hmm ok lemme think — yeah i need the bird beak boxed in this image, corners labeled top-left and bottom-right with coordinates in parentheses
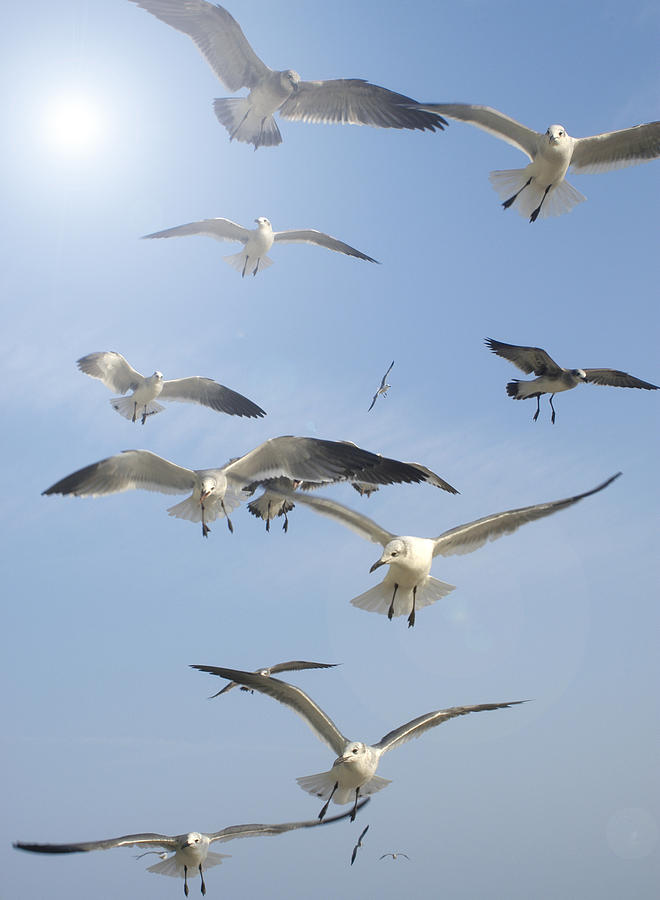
top-left (369, 558), bottom-right (385, 573)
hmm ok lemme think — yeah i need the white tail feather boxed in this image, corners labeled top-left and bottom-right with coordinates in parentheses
top-left (489, 168), bottom-right (585, 219)
top-left (110, 396), bottom-right (165, 421)
top-left (297, 771), bottom-right (391, 804)
top-left (167, 486), bottom-right (245, 523)
top-left (350, 576), bottom-right (455, 617)
top-left (213, 98), bottom-right (283, 149)
top-left (146, 852), bottom-right (229, 879)
top-left (223, 251), bottom-right (274, 277)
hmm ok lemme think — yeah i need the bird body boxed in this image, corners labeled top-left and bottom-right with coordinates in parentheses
top-left (143, 216), bottom-right (377, 277)
top-left (128, 1), bottom-right (446, 148)
top-left (193, 665), bottom-right (524, 820)
top-left (414, 103), bottom-right (660, 220)
top-left (486, 338), bottom-right (658, 422)
top-left (271, 474), bottom-right (620, 626)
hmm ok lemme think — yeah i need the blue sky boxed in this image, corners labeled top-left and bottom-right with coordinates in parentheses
top-left (2, 1), bottom-right (659, 898)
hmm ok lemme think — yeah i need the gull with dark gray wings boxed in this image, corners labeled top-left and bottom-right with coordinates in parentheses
top-left (486, 338), bottom-right (658, 423)
top-left (14, 803), bottom-right (368, 897)
top-left (269, 474), bottom-right (621, 626)
top-left (77, 351), bottom-right (265, 423)
top-left (192, 665), bottom-right (525, 821)
top-left (42, 436), bottom-right (458, 538)
top-left (143, 215), bottom-right (377, 277)
top-left (128, 1), bottom-right (447, 148)
top-left (413, 103), bottom-right (660, 220)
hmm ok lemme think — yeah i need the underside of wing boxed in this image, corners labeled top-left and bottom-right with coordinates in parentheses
top-left (280, 80), bottom-right (446, 132)
top-left (42, 450), bottom-right (197, 498)
top-left (414, 103), bottom-right (539, 158)
top-left (273, 229), bottom-right (377, 262)
top-left (485, 338), bottom-right (561, 375)
top-left (77, 351), bottom-right (143, 394)
top-left (142, 218), bottom-right (249, 244)
top-left (570, 121), bottom-right (660, 173)
top-left (270, 490), bottom-right (395, 546)
top-left (583, 368), bottom-right (659, 390)
top-left (160, 377), bottom-right (266, 417)
top-left (208, 801), bottom-right (369, 842)
top-left (128, 0), bottom-right (270, 90)
top-left (14, 832), bottom-right (177, 854)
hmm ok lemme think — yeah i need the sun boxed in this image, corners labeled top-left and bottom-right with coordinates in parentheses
top-left (44, 95), bottom-right (104, 154)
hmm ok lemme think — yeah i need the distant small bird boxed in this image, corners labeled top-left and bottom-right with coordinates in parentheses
top-left (128, 1), bottom-right (447, 149)
top-left (13, 804), bottom-right (368, 897)
top-left (380, 851), bottom-right (409, 861)
top-left (209, 660), bottom-right (337, 697)
top-left (413, 103), bottom-right (660, 220)
top-left (368, 361), bottom-right (394, 411)
top-left (42, 436), bottom-right (458, 538)
top-left (192, 665), bottom-right (525, 822)
top-left (77, 351), bottom-right (265, 424)
top-left (486, 338), bottom-right (658, 423)
top-left (143, 216), bottom-right (378, 278)
top-left (351, 825), bottom-right (369, 866)
top-left (270, 474), bottom-right (620, 626)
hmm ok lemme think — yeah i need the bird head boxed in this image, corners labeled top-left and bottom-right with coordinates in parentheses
top-left (338, 742), bottom-right (367, 765)
top-left (370, 539), bottom-right (406, 572)
top-left (545, 124), bottom-right (567, 145)
top-left (254, 216), bottom-right (271, 229)
top-left (572, 368), bottom-right (587, 380)
top-left (153, 371), bottom-right (164, 382)
top-left (199, 477), bottom-right (217, 501)
top-left (281, 69), bottom-right (301, 91)
top-left (182, 833), bottom-right (204, 849)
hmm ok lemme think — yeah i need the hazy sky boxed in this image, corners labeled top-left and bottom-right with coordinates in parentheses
top-left (2, 1), bottom-right (659, 898)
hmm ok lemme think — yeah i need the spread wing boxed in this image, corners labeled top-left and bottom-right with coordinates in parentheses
top-left (273, 229), bottom-right (377, 262)
top-left (142, 218), bottom-right (250, 244)
top-left (207, 802), bottom-right (369, 843)
top-left (269, 490), bottom-right (396, 547)
top-left (42, 450), bottom-right (198, 498)
top-left (570, 121), bottom-right (660, 173)
top-left (485, 338), bottom-right (562, 376)
top-left (159, 377), bottom-right (266, 417)
top-left (77, 352), bottom-right (144, 394)
top-left (14, 833), bottom-right (178, 854)
top-left (191, 666), bottom-right (347, 755)
top-left (415, 103), bottom-right (540, 159)
top-left (373, 701), bottom-right (526, 755)
top-left (211, 661), bottom-right (337, 697)
top-left (128, 0), bottom-right (270, 90)
top-left (280, 80), bottom-right (447, 132)
top-left (582, 369), bottom-right (659, 390)
top-left (433, 474), bottom-right (621, 557)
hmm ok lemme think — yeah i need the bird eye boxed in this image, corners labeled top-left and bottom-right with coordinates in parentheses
top-left (390, 551), bottom-right (398, 557)
top-left (352, 747), bottom-right (359, 754)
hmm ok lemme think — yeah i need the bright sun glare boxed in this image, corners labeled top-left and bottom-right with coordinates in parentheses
top-left (44, 96), bottom-right (104, 154)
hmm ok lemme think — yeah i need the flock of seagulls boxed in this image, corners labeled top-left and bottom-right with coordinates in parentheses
top-left (15, 0), bottom-right (660, 895)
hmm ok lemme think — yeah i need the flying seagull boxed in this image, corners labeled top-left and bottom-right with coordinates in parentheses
top-left (413, 103), bottom-right (660, 220)
top-left (42, 436), bottom-right (458, 538)
top-left (350, 825), bottom-right (369, 866)
top-left (486, 338), bottom-right (658, 423)
top-left (368, 361), bottom-right (394, 411)
top-left (192, 665), bottom-right (525, 821)
top-left (143, 216), bottom-right (378, 277)
top-left (380, 851), bottom-right (410, 861)
top-left (14, 803), bottom-right (369, 897)
top-left (77, 351), bottom-right (266, 423)
top-left (209, 660), bottom-right (338, 698)
top-left (127, 0), bottom-right (447, 149)
top-left (269, 474), bottom-right (621, 626)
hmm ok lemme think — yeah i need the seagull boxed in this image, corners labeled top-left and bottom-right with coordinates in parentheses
top-left (13, 803), bottom-right (369, 897)
top-left (350, 825), bottom-right (369, 866)
top-left (269, 473), bottom-right (621, 626)
top-left (413, 103), bottom-right (660, 220)
top-left (246, 462), bottom-right (447, 533)
top-left (209, 660), bottom-right (338, 698)
top-left (192, 665), bottom-right (525, 821)
top-left (486, 338), bottom-right (659, 423)
top-left (143, 216), bottom-right (378, 277)
top-left (127, 0), bottom-right (447, 149)
top-left (368, 361), bottom-right (394, 411)
top-left (380, 851), bottom-right (410, 861)
top-left (42, 436), bottom-right (459, 538)
top-left (77, 351), bottom-right (266, 423)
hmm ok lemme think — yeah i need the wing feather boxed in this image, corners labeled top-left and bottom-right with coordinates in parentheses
top-left (14, 833), bottom-right (177, 854)
top-left (159, 377), bottom-right (266, 417)
top-left (77, 352), bottom-right (144, 394)
top-left (273, 229), bottom-right (377, 262)
top-left (207, 802), bottom-right (369, 843)
top-left (415, 104), bottom-right (540, 159)
top-left (142, 218), bottom-right (250, 244)
top-left (582, 368), bottom-right (658, 390)
top-left (269, 490), bottom-right (395, 547)
top-left (570, 122), bottom-right (660, 173)
top-left (485, 338), bottom-right (562, 375)
top-left (42, 450), bottom-right (197, 498)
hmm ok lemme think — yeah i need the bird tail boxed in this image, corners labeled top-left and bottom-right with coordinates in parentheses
top-left (166, 486), bottom-right (245, 524)
top-left (297, 771), bottom-right (391, 804)
top-left (489, 168), bottom-right (586, 220)
top-left (247, 491), bottom-right (295, 528)
top-left (146, 852), bottom-right (229, 878)
top-left (223, 251), bottom-right (274, 278)
top-left (350, 576), bottom-right (455, 618)
top-left (213, 97), bottom-right (283, 149)
top-left (109, 396), bottom-right (165, 422)
top-left (506, 379), bottom-right (540, 400)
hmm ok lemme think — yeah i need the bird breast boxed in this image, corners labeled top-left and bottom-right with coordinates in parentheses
top-left (248, 70), bottom-right (297, 116)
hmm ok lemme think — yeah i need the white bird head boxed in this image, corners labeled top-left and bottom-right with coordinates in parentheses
top-left (254, 216), bottom-right (271, 229)
top-left (153, 371), bottom-right (164, 382)
top-left (545, 124), bottom-right (567, 145)
top-left (199, 475), bottom-right (219, 501)
top-left (181, 832), bottom-right (205, 850)
top-left (370, 539), bottom-right (407, 572)
top-left (337, 742), bottom-right (368, 765)
top-left (280, 69), bottom-right (301, 91)
top-left (571, 368), bottom-right (587, 380)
